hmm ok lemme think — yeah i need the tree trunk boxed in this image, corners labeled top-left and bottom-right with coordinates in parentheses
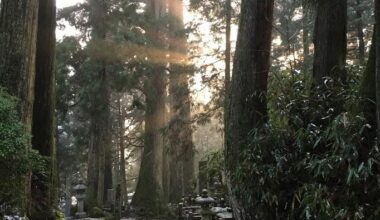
top-left (313, 0), bottom-right (347, 84)
top-left (132, 70), bottom-right (166, 215)
top-left (0, 0), bottom-right (39, 214)
top-left (375, 0), bottom-right (380, 140)
top-left (85, 0), bottom-right (112, 207)
top-left (162, 90), bottom-right (170, 202)
top-left (359, 30), bottom-right (376, 160)
top-left (64, 174), bottom-right (72, 218)
top-left (0, 0), bottom-right (38, 127)
top-left (132, 0), bottom-right (166, 214)
top-left (169, 0), bottom-right (183, 203)
top-left (356, 0), bottom-right (365, 65)
top-left (30, 0), bottom-right (57, 219)
top-left (168, 0), bottom-right (195, 201)
top-left (86, 128), bottom-right (99, 208)
top-left (302, 1), bottom-right (311, 74)
top-left (226, 0), bottom-right (274, 219)
top-left (117, 97), bottom-right (128, 206)
top-left (224, 0), bottom-right (232, 153)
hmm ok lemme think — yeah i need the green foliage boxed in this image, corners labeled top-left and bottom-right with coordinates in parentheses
top-left (89, 207), bottom-right (114, 220)
top-left (204, 150), bottom-right (224, 180)
top-left (55, 210), bottom-right (65, 220)
top-left (0, 89), bottom-right (45, 212)
top-left (232, 73), bottom-right (380, 219)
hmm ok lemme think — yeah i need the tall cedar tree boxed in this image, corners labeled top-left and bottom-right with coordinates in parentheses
top-left (30, 0), bottom-right (57, 218)
top-left (132, 0), bottom-right (167, 215)
top-left (224, 0), bottom-right (232, 157)
top-left (226, 0), bottom-right (274, 219)
top-left (0, 0), bottom-right (39, 214)
top-left (86, 0), bottom-right (113, 207)
top-left (168, 0), bottom-right (195, 202)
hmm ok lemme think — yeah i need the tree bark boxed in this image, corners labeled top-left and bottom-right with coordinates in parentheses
top-left (359, 30), bottom-right (376, 160)
top-left (0, 0), bottom-right (38, 127)
top-left (132, 70), bottom-right (166, 215)
top-left (375, 0), bottom-right (380, 140)
top-left (85, 0), bottom-right (113, 207)
top-left (0, 0), bottom-right (39, 214)
top-left (132, 0), bottom-right (167, 214)
top-left (224, 0), bottom-right (231, 153)
top-left (86, 127), bottom-right (99, 208)
top-left (117, 96), bottom-right (128, 206)
top-left (168, 0), bottom-right (195, 201)
top-left (313, 0), bottom-right (347, 84)
top-left (302, 1), bottom-right (311, 74)
top-left (226, 0), bottom-right (274, 219)
top-left (30, 0), bottom-right (57, 219)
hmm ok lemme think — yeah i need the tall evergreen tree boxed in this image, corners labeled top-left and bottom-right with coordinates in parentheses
top-left (226, 0), bottom-right (274, 219)
top-left (0, 0), bottom-right (39, 214)
top-left (224, 0), bottom-right (232, 156)
top-left (86, 0), bottom-right (113, 207)
top-left (168, 0), bottom-right (195, 202)
top-left (30, 0), bottom-right (57, 218)
top-left (132, 0), bottom-right (167, 215)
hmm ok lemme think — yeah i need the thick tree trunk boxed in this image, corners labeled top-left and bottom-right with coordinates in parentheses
top-left (0, 0), bottom-right (38, 127)
top-left (169, 0), bottom-right (183, 203)
top-left (313, 0), bottom-right (347, 84)
top-left (226, 0), bottom-right (274, 219)
top-left (168, 0), bottom-right (195, 201)
top-left (30, 0), bottom-right (57, 219)
top-left (0, 0), bottom-right (39, 214)
top-left (92, 70), bottom-right (111, 207)
top-left (132, 0), bottom-right (166, 214)
top-left (85, 0), bottom-right (112, 207)
top-left (132, 71), bottom-right (166, 215)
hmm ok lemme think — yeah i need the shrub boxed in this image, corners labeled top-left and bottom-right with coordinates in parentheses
top-left (0, 90), bottom-right (45, 214)
top-left (232, 75), bottom-right (380, 219)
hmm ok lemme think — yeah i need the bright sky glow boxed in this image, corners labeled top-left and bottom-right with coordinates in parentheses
top-left (57, 0), bottom-right (83, 9)
top-left (56, 0), bottom-right (84, 40)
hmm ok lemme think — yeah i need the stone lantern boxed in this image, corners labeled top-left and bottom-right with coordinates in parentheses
top-left (73, 182), bottom-right (87, 218)
top-left (195, 189), bottom-right (215, 220)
